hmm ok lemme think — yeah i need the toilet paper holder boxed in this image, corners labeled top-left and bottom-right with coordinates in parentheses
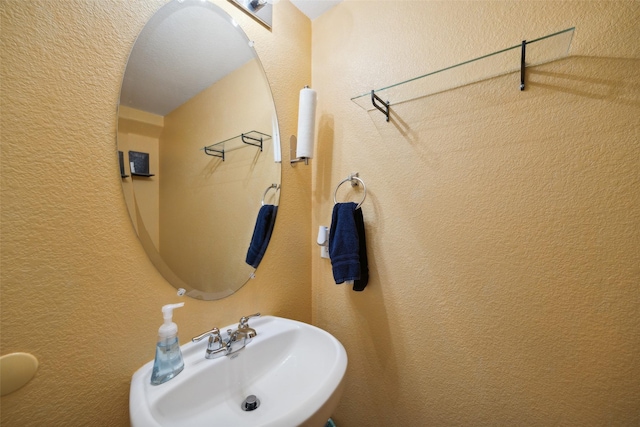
top-left (290, 135), bottom-right (309, 166)
top-left (290, 86), bottom-right (316, 166)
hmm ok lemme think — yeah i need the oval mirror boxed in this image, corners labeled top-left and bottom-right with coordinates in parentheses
top-left (117, 0), bottom-right (281, 300)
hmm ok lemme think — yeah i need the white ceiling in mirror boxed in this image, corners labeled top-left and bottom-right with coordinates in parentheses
top-left (121, 3), bottom-right (254, 116)
top-left (121, 0), bottom-right (342, 116)
top-left (290, 0), bottom-right (342, 20)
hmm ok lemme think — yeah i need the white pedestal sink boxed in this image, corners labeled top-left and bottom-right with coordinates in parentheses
top-left (130, 316), bottom-right (347, 427)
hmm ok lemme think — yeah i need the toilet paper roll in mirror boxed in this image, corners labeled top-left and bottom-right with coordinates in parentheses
top-left (296, 87), bottom-right (317, 159)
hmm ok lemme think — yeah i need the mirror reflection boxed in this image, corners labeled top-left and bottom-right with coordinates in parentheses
top-left (118, 0), bottom-right (281, 300)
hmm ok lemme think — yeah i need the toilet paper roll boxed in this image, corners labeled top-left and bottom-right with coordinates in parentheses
top-left (296, 87), bottom-right (317, 159)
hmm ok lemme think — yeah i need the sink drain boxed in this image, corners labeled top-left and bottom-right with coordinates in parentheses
top-left (241, 395), bottom-right (260, 411)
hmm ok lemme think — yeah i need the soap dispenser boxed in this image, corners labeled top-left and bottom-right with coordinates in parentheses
top-left (150, 303), bottom-right (185, 385)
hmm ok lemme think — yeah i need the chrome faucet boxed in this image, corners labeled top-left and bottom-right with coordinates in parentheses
top-left (191, 327), bottom-right (228, 359)
top-left (225, 313), bottom-right (259, 354)
top-left (192, 313), bottom-right (260, 359)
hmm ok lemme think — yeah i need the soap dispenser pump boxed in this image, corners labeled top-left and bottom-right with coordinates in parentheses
top-left (150, 303), bottom-right (185, 385)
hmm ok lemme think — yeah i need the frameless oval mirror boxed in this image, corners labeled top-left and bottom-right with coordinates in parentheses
top-left (118, 0), bottom-right (281, 300)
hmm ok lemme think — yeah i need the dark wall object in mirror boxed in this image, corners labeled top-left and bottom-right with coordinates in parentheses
top-left (128, 151), bottom-right (154, 177)
top-left (119, 151), bottom-right (129, 178)
top-left (117, 0), bottom-right (281, 300)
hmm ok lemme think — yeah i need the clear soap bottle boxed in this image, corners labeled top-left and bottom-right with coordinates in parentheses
top-left (150, 303), bottom-right (185, 385)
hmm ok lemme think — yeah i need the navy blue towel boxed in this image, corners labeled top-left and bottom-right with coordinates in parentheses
top-left (245, 205), bottom-right (278, 268)
top-left (329, 202), bottom-right (369, 291)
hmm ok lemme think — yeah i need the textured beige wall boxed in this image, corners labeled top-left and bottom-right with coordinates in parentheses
top-left (0, 0), bottom-right (311, 425)
top-left (312, 1), bottom-right (639, 425)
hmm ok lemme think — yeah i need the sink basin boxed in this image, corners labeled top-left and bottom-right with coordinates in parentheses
top-left (130, 316), bottom-right (347, 427)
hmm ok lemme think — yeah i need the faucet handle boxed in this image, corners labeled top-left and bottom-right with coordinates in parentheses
top-left (192, 327), bottom-right (222, 343)
top-left (238, 313), bottom-right (260, 328)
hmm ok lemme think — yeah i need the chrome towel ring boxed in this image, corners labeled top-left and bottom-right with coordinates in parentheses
top-left (333, 173), bottom-right (366, 209)
top-left (262, 183), bottom-right (280, 206)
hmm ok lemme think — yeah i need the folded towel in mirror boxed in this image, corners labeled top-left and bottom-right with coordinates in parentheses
top-left (246, 205), bottom-right (278, 268)
top-left (329, 202), bottom-right (368, 291)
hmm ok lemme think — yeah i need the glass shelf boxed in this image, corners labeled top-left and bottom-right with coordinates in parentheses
top-left (351, 27), bottom-right (575, 112)
top-left (203, 130), bottom-right (271, 161)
